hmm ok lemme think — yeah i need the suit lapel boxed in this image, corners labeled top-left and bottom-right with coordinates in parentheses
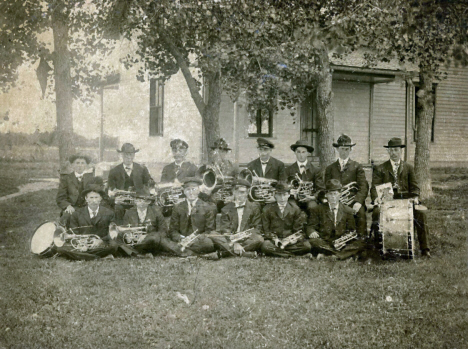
top-left (326, 204), bottom-right (335, 226)
top-left (264, 159), bottom-right (272, 177)
top-left (83, 207), bottom-right (93, 226)
top-left (239, 203), bottom-right (251, 231)
top-left (93, 207), bottom-right (102, 225)
top-left (336, 204), bottom-right (344, 226)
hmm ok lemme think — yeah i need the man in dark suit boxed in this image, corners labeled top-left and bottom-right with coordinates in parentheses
top-left (307, 179), bottom-right (366, 260)
top-left (285, 140), bottom-right (325, 212)
top-left (260, 182), bottom-right (311, 257)
top-left (247, 138), bottom-right (286, 182)
top-left (160, 139), bottom-right (198, 183)
top-left (56, 185), bottom-right (119, 260)
top-left (121, 190), bottom-right (185, 256)
top-left (108, 143), bottom-right (154, 223)
top-left (212, 179), bottom-right (263, 258)
top-left (56, 154), bottom-right (95, 226)
top-left (325, 134), bottom-right (369, 236)
top-left (169, 177), bottom-right (217, 258)
top-left (370, 137), bottom-right (430, 257)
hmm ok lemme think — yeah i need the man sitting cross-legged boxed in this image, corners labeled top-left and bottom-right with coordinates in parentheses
top-left (169, 177), bottom-right (218, 259)
top-left (307, 179), bottom-right (366, 260)
top-left (120, 188), bottom-right (186, 257)
top-left (260, 182), bottom-right (311, 258)
top-left (209, 179), bottom-right (264, 258)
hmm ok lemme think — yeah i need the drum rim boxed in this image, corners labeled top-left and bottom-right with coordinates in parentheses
top-left (29, 220), bottom-right (60, 256)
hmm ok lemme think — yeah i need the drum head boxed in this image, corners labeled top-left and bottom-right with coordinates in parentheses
top-left (30, 222), bottom-right (58, 255)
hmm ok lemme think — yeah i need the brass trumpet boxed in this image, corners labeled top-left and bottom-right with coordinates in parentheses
top-left (290, 173), bottom-right (315, 201)
top-left (333, 231), bottom-right (358, 250)
top-left (53, 230), bottom-right (103, 252)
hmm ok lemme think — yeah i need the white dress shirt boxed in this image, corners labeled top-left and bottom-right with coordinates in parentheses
top-left (297, 160), bottom-right (307, 174)
top-left (187, 199), bottom-right (198, 216)
top-left (329, 204), bottom-right (338, 225)
top-left (137, 208), bottom-right (148, 223)
top-left (339, 158), bottom-right (349, 172)
top-left (75, 172), bottom-right (84, 181)
top-left (235, 201), bottom-right (246, 232)
top-left (124, 163), bottom-right (134, 176)
top-left (261, 160), bottom-right (269, 177)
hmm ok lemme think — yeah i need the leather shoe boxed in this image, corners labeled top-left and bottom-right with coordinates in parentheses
top-left (421, 249), bottom-right (431, 258)
top-left (200, 252), bottom-right (219, 260)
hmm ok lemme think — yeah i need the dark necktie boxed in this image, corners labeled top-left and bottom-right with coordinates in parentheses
top-left (76, 174), bottom-right (83, 181)
top-left (299, 164), bottom-right (306, 175)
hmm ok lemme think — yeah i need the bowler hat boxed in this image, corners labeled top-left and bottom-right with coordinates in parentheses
top-left (257, 137), bottom-right (274, 149)
top-left (182, 177), bottom-right (203, 186)
top-left (170, 139), bottom-right (189, 149)
top-left (82, 184), bottom-right (106, 199)
top-left (210, 138), bottom-right (231, 151)
top-left (274, 182), bottom-right (290, 193)
top-left (325, 179), bottom-right (342, 192)
top-left (233, 179), bottom-right (251, 188)
top-left (69, 154), bottom-right (91, 164)
top-left (117, 143), bottom-right (139, 153)
top-left (384, 137), bottom-right (406, 148)
top-left (333, 134), bottom-right (356, 148)
top-left (290, 140), bottom-right (314, 153)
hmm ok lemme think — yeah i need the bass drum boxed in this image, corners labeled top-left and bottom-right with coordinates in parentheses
top-left (379, 199), bottom-right (415, 259)
top-left (30, 221), bottom-right (65, 258)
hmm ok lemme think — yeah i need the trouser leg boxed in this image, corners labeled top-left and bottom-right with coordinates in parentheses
top-left (241, 233), bottom-right (264, 252)
top-left (414, 209), bottom-right (430, 251)
top-left (208, 235), bottom-right (237, 256)
top-left (353, 205), bottom-right (368, 236)
top-left (186, 236), bottom-right (216, 255)
top-left (284, 240), bottom-right (311, 255)
top-left (56, 240), bottom-right (117, 260)
top-left (261, 240), bottom-right (293, 258)
top-left (371, 207), bottom-right (381, 246)
top-left (335, 240), bottom-right (366, 260)
top-left (309, 238), bottom-right (336, 256)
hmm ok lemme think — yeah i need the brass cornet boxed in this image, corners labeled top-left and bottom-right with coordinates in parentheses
top-left (109, 188), bottom-right (137, 205)
top-left (115, 225), bottom-right (148, 246)
top-left (333, 231), bottom-right (358, 250)
top-left (153, 182), bottom-right (185, 207)
top-left (53, 229), bottom-right (103, 252)
top-left (290, 173), bottom-right (315, 201)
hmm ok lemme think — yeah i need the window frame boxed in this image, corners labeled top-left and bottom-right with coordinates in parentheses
top-left (149, 78), bottom-right (164, 137)
top-left (248, 108), bottom-right (274, 138)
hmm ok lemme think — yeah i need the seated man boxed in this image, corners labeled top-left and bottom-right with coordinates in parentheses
top-left (210, 179), bottom-right (264, 258)
top-left (56, 184), bottom-right (119, 260)
top-left (370, 137), bottom-right (430, 258)
top-left (307, 179), bottom-right (366, 260)
top-left (260, 182), bottom-right (311, 258)
top-left (325, 134), bottom-right (369, 236)
top-left (160, 139), bottom-right (198, 183)
top-left (56, 154), bottom-right (94, 227)
top-left (108, 143), bottom-right (154, 223)
top-left (285, 140), bottom-right (324, 213)
top-left (169, 177), bottom-right (217, 258)
top-left (121, 189), bottom-right (184, 256)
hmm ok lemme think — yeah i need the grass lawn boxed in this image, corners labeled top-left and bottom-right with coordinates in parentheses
top-left (0, 168), bottom-right (467, 349)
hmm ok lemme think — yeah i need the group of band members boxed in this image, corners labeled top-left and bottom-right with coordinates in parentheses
top-left (53, 134), bottom-right (430, 261)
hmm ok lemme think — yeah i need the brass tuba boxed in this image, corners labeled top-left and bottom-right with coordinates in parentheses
top-left (53, 229), bottom-right (103, 252)
top-left (289, 173), bottom-right (315, 201)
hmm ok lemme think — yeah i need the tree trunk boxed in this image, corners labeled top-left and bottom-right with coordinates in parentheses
top-left (315, 48), bottom-right (335, 167)
top-left (203, 71), bottom-right (222, 163)
top-left (414, 67), bottom-right (434, 199)
top-left (52, 10), bottom-right (75, 172)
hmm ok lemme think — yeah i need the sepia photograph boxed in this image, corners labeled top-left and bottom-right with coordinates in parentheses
top-left (1, 0), bottom-right (467, 348)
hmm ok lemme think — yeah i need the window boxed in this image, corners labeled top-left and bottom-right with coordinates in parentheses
top-left (414, 84), bottom-right (436, 142)
top-left (248, 108), bottom-right (273, 137)
top-left (149, 79), bottom-right (164, 136)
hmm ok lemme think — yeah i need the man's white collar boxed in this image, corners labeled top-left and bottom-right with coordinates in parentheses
top-left (297, 160), bottom-right (308, 167)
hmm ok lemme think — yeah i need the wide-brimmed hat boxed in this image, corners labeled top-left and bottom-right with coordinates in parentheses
top-left (290, 140), bottom-right (314, 153)
top-left (69, 154), bottom-right (91, 164)
top-left (257, 137), bottom-right (274, 149)
top-left (117, 143), bottom-right (139, 153)
top-left (211, 138), bottom-right (231, 151)
top-left (384, 137), bottom-right (406, 148)
top-left (333, 134), bottom-right (356, 148)
top-left (82, 184), bottom-right (106, 198)
top-left (170, 139), bottom-right (189, 149)
top-left (274, 182), bottom-right (290, 193)
top-left (232, 179), bottom-right (251, 189)
top-left (325, 179), bottom-right (342, 192)
top-left (182, 177), bottom-right (203, 187)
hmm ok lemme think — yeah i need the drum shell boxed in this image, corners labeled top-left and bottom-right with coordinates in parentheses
top-left (30, 221), bottom-right (62, 258)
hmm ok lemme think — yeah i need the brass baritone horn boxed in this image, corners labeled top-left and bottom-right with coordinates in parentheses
top-left (290, 173), bottom-right (315, 201)
top-left (333, 231), bottom-right (358, 250)
top-left (340, 182), bottom-right (358, 206)
top-left (53, 229), bottom-right (103, 252)
top-left (154, 182), bottom-right (185, 207)
top-left (248, 170), bottom-right (277, 202)
top-left (116, 225), bottom-right (148, 246)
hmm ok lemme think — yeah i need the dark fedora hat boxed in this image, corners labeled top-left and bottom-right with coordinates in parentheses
top-left (170, 139), bottom-right (189, 149)
top-left (384, 137), bottom-right (406, 148)
top-left (210, 138), bottom-right (231, 151)
top-left (257, 137), bottom-right (274, 149)
top-left (333, 134), bottom-right (356, 148)
top-left (274, 182), bottom-right (290, 193)
top-left (82, 184), bottom-right (106, 199)
top-left (290, 140), bottom-right (314, 153)
top-left (182, 177), bottom-right (203, 186)
top-left (232, 178), bottom-right (251, 188)
top-left (134, 187), bottom-right (156, 202)
top-left (325, 179), bottom-right (342, 192)
top-left (117, 143), bottom-right (139, 153)
top-left (69, 154), bottom-right (91, 164)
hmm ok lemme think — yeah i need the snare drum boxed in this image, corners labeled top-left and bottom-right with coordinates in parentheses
top-left (30, 221), bottom-right (64, 258)
top-left (379, 199), bottom-right (415, 259)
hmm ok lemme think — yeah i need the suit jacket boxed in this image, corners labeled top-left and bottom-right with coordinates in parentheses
top-left (56, 172), bottom-right (94, 210)
top-left (247, 157), bottom-right (286, 181)
top-left (219, 201), bottom-right (263, 234)
top-left (370, 160), bottom-right (420, 201)
top-left (122, 206), bottom-right (167, 234)
top-left (161, 161), bottom-right (198, 183)
top-left (170, 199), bottom-right (215, 239)
top-left (307, 203), bottom-right (356, 242)
top-left (325, 159), bottom-right (369, 205)
top-left (108, 163), bottom-right (153, 190)
top-left (262, 202), bottom-right (305, 239)
top-left (69, 205), bottom-right (115, 239)
top-left (285, 161), bottom-right (325, 192)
